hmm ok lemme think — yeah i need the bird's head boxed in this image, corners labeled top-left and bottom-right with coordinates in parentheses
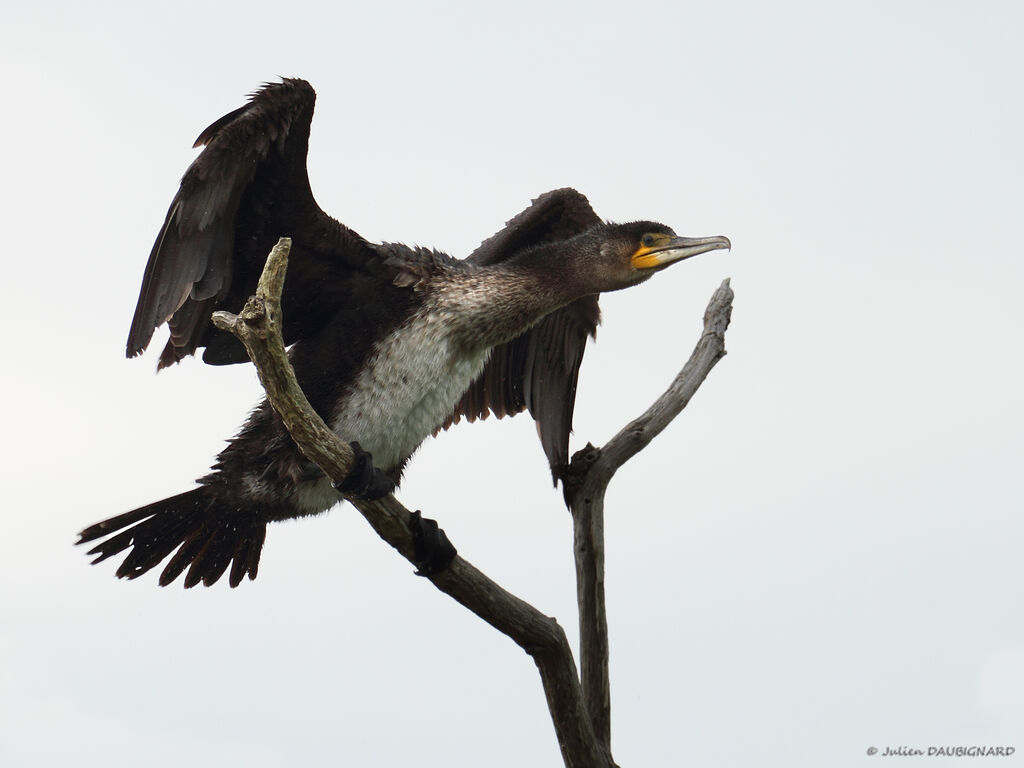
top-left (584, 221), bottom-right (732, 293)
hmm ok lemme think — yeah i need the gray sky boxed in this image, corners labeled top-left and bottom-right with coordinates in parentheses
top-left (2, 1), bottom-right (1022, 766)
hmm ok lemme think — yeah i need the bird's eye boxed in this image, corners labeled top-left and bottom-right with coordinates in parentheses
top-left (641, 234), bottom-right (656, 247)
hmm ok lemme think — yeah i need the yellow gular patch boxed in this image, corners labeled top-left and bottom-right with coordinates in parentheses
top-left (630, 235), bottom-right (671, 269)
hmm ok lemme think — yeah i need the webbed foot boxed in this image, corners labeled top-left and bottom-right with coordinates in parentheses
top-left (334, 441), bottom-right (396, 501)
top-left (410, 510), bottom-right (457, 576)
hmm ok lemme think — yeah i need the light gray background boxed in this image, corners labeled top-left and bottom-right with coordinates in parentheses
top-left (2, 1), bottom-right (1021, 766)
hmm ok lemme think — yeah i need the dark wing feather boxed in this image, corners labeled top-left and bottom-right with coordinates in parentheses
top-left (447, 188), bottom-right (603, 484)
top-left (126, 78), bottom-right (367, 367)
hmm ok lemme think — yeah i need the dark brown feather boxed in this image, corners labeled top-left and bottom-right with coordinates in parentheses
top-left (125, 78), bottom-right (370, 367)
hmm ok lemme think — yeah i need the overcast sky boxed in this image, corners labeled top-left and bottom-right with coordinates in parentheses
top-left (2, 1), bottom-right (1022, 766)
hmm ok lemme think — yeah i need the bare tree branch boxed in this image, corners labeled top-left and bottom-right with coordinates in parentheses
top-left (564, 278), bottom-right (735, 757)
top-left (598, 278), bottom-right (734, 478)
top-left (211, 238), bottom-right (610, 768)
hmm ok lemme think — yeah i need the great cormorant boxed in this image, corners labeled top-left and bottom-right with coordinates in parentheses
top-left (78, 79), bottom-right (730, 587)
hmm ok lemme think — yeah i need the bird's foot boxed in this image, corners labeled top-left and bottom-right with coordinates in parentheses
top-left (334, 442), bottom-right (396, 501)
top-left (410, 510), bottom-right (457, 576)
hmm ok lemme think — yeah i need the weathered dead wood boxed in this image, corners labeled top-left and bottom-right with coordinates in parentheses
top-left (564, 278), bottom-right (734, 756)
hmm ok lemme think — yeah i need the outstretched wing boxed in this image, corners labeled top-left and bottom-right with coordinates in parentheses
top-left (446, 188), bottom-right (603, 485)
top-left (126, 78), bottom-right (369, 368)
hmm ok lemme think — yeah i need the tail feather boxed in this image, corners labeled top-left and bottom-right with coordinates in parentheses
top-left (77, 488), bottom-right (267, 588)
top-left (158, 528), bottom-right (209, 586)
top-left (230, 523), bottom-right (266, 587)
top-left (185, 521), bottom-right (246, 588)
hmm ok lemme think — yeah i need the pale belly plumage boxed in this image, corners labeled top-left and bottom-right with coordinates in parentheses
top-left (292, 308), bottom-right (490, 515)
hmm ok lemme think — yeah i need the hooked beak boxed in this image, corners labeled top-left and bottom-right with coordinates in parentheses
top-left (631, 235), bottom-right (732, 271)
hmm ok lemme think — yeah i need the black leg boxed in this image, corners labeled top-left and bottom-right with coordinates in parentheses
top-left (334, 442), bottom-right (396, 501)
top-left (410, 510), bottom-right (457, 576)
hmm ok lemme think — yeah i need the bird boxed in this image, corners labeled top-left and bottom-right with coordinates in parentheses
top-left (78, 78), bottom-right (730, 588)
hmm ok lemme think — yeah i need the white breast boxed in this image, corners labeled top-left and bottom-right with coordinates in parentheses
top-left (330, 308), bottom-right (490, 472)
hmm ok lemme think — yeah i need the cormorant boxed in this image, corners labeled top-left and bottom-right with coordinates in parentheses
top-left (78, 79), bottom-right (730, 587)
